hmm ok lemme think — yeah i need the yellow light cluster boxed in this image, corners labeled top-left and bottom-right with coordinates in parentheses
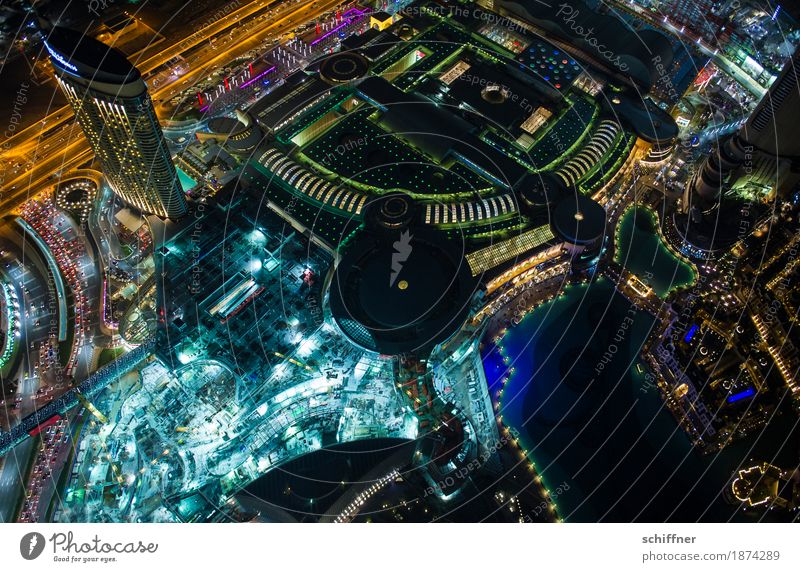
top-left (466, 225), bottom-right (554, 276)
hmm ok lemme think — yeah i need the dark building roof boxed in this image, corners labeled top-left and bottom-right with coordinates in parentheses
top-left (103, 14), bottom-right (134, 33)
top-left (610, 94), bottom-right (678, 145)
top-left (239, 438), bottom-right (414, 522)
top-left (358, 76), bottom-right (474, 162)
top-left (515, 171), bottom-right (568, 212)
top-left (341, 28), bottom-right (401, 62)
top-left (250, 75), bottom-right (331, 132)
top-left (205, 114), bottom-right (262, 152)
top-left (319, 51), bottom-right (370, 84)
top-left (450, 134), bottom-right (526, 187)
top-left (395, 3), bottom-right (439, 35)
top-left (551, 193), bottom-right (607, 246)
top-left (363, 193), bottom-right (419, 231)
top-left (355, 76), bottom-right (525, 185)
top-left (494, 0), bottom-right (673, 90)
top-left (742, 48), bottom-right (800, 157)
top-left (372, 11), bottom-right (393, 22)
top-left (46, 26), bottom-right (140, 84)
top-left (445, 60), bottom-right (542, 131)
top-left (341, 27), bottom-right (380, 52)
top-left (329, 226), bottom-right (478, 355)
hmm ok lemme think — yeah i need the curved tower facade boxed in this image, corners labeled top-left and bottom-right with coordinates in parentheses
top-left (741, 49), bottom-right (800, 159)
top-left (46, 27), bottom-right (188, 219)
top-left (688, 49), bottom-right (800, 203)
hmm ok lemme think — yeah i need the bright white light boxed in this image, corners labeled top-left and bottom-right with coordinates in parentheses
top-left (44, 41), bottom-right (78, 72)
top-left (297, 338), bottom-right (317, 358)
top-left (248, 229), bottom-right (266, 244)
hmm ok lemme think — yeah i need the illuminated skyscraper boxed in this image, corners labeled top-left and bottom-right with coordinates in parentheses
top-left (689, 48), bottom-right (800, 202)
top-left (676, 50), bottom-right (800, 258)
top-left (46, 27), bottom-right (188, 219)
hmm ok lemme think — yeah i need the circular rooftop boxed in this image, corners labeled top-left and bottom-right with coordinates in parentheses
top-left (46, 27), bottom-right (140, 84)
top-left (673, 199), bottom-right (754, 255)
top-left (515, 172), bottom-right (568, 213)
top-left (363, 192), bottom-right (418, 231)
top-left (207, 116), bottom-right (246, 135)
top-left (205, 112), bottom-right (261, 152)
top-left (319, 52), bottom-right (369, 85)
top-left (329, 229), bottom-right (477, 355)
top-left (551, 194), bottom-right (607, 246)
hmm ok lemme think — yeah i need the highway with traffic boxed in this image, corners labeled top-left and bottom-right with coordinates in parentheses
top-left (0, 0), bottom-right (346, 215)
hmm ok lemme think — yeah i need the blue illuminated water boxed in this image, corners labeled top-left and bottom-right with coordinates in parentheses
top-left (177, 167), bottom-right (197, 192)
top-left (482, 279), bottom-right (799, 521)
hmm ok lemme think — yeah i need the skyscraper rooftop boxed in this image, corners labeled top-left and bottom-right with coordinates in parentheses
top-left (47, 27), bottom-right (188, 219)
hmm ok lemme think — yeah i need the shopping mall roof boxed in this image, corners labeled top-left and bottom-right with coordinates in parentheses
top-left (551, 193), bottom-right (607, 246)
top-left (329, 227), bottom-right (478, 355)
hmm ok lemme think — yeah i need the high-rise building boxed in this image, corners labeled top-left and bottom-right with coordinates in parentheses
top-left (689, 48), bottom-right (800, 202)
top-left (675, 49), bottom-right (800, 258)
top-left (45, 27), bottom-right (188, 219)
top-left (740, 49), bottom-right (800, 160)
